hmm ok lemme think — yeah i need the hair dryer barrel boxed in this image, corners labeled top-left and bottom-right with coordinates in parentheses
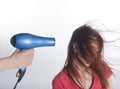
top-left (10, 33), bottom-right (55, 49)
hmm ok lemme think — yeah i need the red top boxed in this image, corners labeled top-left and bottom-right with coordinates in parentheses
top-left (52, 69), bottom-right (111, 89)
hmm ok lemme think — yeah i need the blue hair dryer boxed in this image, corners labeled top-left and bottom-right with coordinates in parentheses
top-left (10, 33), bottom-right (55, 89)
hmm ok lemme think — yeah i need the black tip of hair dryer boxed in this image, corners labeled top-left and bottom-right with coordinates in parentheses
top-left (10, 33), bottom-right (55, 89)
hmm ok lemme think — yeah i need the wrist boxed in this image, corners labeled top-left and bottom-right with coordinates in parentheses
top-left (8, 56), bottom-right (17, 69)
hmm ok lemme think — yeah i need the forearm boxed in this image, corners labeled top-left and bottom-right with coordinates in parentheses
top-left (0, 57), bottom-right (14, 71)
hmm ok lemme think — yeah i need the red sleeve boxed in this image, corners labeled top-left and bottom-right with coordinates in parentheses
top-left (52, 71), bottom-right (68, 89)
top-left (52, 75), bottom-right (63, 89)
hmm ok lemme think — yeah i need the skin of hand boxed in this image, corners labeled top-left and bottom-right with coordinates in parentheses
top-left (10, 49), bottom-right (34, 69)
top-left (0, 49), bottom-right (34, 71)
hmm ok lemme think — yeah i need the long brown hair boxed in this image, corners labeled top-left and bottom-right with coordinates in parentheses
top-left (65, 25), bottom-right (112, 89)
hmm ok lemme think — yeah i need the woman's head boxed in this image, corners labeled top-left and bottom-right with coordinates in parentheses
top-left (67, 25), bottom-right (104, 67)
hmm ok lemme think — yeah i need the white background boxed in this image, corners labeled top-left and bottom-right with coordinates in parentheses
top-left (0, 0), bottom-right (120, 89)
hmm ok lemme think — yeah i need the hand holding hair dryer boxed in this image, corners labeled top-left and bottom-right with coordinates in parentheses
top-left (10, 33), bottom-right (55, 89)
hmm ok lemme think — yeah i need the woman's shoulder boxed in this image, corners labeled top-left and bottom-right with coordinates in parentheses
top-left (52, 68), bottom-right (81, 89)
top-left (52, 68), bottom-right (70, 89)
top-left (52, 68), bottom-right (68, 84)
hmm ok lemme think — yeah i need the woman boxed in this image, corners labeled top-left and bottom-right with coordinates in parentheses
top-left (52, 24), bottom-right (113, 89)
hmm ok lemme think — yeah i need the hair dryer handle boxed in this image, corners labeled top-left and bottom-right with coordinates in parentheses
top-left (16, 68), bottom-right (26, 81)
top-left (18, 67), bottom-right (27, 75)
